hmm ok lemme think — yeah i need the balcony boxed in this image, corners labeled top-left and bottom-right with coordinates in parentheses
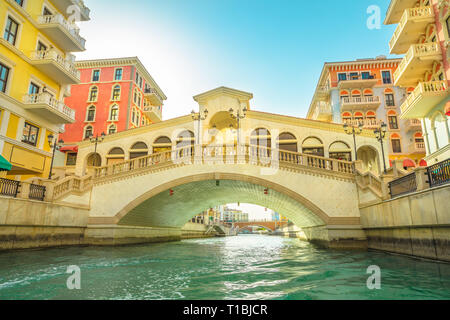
top-left (30, 49), bottom-right (80, 85)
top-left (341, 96), bottom-right (381, 111)
top-left (37, 14), bottom-right (86, 52)
top-left (344, 118), bottom-right (379, 129)
top-left (389, 6), bottom-right (435, 55)
top-left (405, 119), bottom-right (422, 132)
top-left (337, 75), bottom-right (378, 89)
top-left (144, 87), bottom-right (164, 106)
top-left (143, 106), bottom-right (162, 122)
top-left (394, 43), bottom-right (442, 87)
top-left (315, 84), bottom-right (330, 101)
top-left (51, 0), bottom-right (90, 22)
top-left (23, 93), bottom-right (75, 124)
top-left (384, 0), bottom-right (418, 25)
top-left (408, 142), bottom-right (426, 154)
top-left (400, 81), bottom-right (449, 118)
top-left (312, 101), bottom-right (332, 121)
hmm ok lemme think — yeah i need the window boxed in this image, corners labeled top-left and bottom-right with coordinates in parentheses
top-left (114, 68), bottom-right (122, 81)
top-left (110, 105), bottom-right (119, 121)
top-left (92, 70), bottom-right (100, 82)
top-left (86, 106), bottom-right (95, 122)
top-left (37, 41), bottom-right (47, 52)
top-left (84, 126), bottom-right (93, 139)
top-left (88, 86), bottom-right (98, 101)
top-left (349, 72), bottom-right (358, 80)
top-left (361, 72), bottom-right (370, 79)
top-left (4, 17), bottom-right (19, 46)
top-left (108, 124), bottom-right (117, 135)
top-left (392, 139), bottom-right (402, 153)
top-left (139, 77), bottom-right (143, 89)
top-left (43, 7), bottom-right (52, 16)
top-left (385, 93), bottom-right (395, 107)
top-left (135, 72), bottom-right (139, 84)
top-left (338, 73), bottom-right (347, 81)
top-left (382, 71), bottom-right (392, 84)
top-left (0, 63), bottom-right (10, 93)
top-left (66, 153), bottom-right (77, 166)
top-left (388, 115), bottom-right (398, 129)
top-left (112, 85), bottom-right (120, 101)
top-left (29, 82), bottom-right (40, 95)
top-left (447, 16), bottom-right (450, 37)
top-left (14, 0), bottom-right (24, 7)
top-left (22, 122), bottom-right (39, 146)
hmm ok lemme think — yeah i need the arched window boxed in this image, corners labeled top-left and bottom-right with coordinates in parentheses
top-left (363, 89), bottom-right (373, 97)
top-left (366, 111), bottom-right (377, 126)
top-left (387, 110), bottom-right (398, 129)
top-left (130, 141), bottom-right (148, 159)
top-left (88, 86), bottom-right (98, 102)
top-left (302, 137), bottom-right (324, 157)
top-left (107, 147), bottom-right (125, 165)
top-left (354, 111), bottom-right (364, 124)
top-left (384, 88), bottom-right (395, 107)
top-left (277, 132), bottom-right (297, 152)
top-left (110, 105), bottom-right (119, 121)
top-left (390, 133), bottom-right (402, 153)
top-left (342, 112), bottom-right (352, 125)
top-left (86, 105), bottom-right (96, 122)
top-left (84, 125), bottom-right (93, 139)
top-left (87, 153), bottom-right (101, 167)
top-left (176, 130), bottom-right (195, 149)
top-left (340, 90), bottom-right (349, 102)
top-left (250, 128), bottom-right (271, 148)
top-left (112, 85), bottom-right (121, 101)
top-left (153, 136), bottom-right (172, 153)
top-left (108, 124), bottom-right (117, 135)
top-left (329, 141), bottom-right (352, 161)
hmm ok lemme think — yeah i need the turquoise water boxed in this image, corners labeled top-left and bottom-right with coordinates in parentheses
top-left (0, 235), bottom-right (449, 300)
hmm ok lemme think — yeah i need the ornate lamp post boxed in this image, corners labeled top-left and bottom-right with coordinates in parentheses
top-left (229, 106), bottom-right (247, 146)
top-left (47, 134), bottom-right (64, 180)
top-left (374, 122), bottom-right (388, 174)
top-left (344, 122), bottom-right (363, 161)
top-left (89, 132), bottom-right (105, 167)
top-left (191, 108), bottom-right (208, 145)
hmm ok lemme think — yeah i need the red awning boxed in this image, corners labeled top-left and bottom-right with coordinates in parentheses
top-left (59, 146), bottom-right (78, 153)
top-left (403, 159), bottom-right (416, 168)
top-left (389, 160), bottom-right (393, 167)
top-left (419, 159), bottom-right (428, 167)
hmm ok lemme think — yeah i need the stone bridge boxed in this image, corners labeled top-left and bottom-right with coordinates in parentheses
top-left (51, 87), bottom-right (388, 248)
top-left (234, 221), bottom-right (289, 232)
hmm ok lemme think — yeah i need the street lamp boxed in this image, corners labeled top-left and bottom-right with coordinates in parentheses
top-left (344, 122), bottom-right (363, 161)
top-left (374, 122), bottom-right (388, 174)
top-left (229, 106), bottom-right (247, 145)
top-left (47, 134), bottom-right (64, 180)
top-left (191, 108), bottom-right (208, 145)
top-left (89, 132), bottom-right (106, 167)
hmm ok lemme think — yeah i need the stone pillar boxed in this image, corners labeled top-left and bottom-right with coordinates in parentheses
top-left (392, 159), bottom-right (404, 177)
top-left (414, 167), bottom-right (429, 191)
top-left (18, 182), bottom-right (31, 200)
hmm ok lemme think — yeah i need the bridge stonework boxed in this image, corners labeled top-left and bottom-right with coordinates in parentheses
top-left (55, 87), bottom-right (389, 249)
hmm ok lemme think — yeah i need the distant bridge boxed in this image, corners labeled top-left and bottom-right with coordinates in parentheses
top-left (233, 221), bottom-right (288, 232)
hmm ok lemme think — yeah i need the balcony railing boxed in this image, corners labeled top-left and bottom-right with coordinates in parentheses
top-left (394, 43), bottom-right (442, 86)
top-left (343, 118), bottom-right (379, 128)
top-left (408, 142), bottom-right (426, 154)
top-left (23, 92), bottom-right (76, 121)
top-left (389, 172), bottom-right (417, 198)
top-left (312, 101), bottom-right (332, 121)
top-left (427, 158), bottom-right (450, 188)
top-left (341, 96), bottom-right (381, 110)
top-left (30, 49), bottom-right (81, 82)
top-left (37, 14), bottom-right (86, 50)
top-left (29, 184), bottom-right (46, 201)
top-left (144, 87), bottom-right (164, 106)
top-left (405, 119), bottom-right (422, 131)
top-left (389, 6), bottom-right (434, 54)
top-left (0, 178), bottom-right (20, 198)
top-left (400, 81), bottom-right (448, 117)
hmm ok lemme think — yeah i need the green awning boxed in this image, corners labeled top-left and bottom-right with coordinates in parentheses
top-left (0, 155), bottom-right (12, 172)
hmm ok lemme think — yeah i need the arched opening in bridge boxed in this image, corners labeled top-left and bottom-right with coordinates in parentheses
top-left (277, 132), bottom-right (298, 152)
top-left (107, 147), bottom-right (125, 165)
top-left (153, 136), bottom-right (172, 153)
top-left (86, 152), bottom-right (102, 168)
top-left (357, 145), bottom-right (380, 174)
top-left (208, 112), bottom-right (238, 145)
top-left (302, 137), bottom-right (324, 157)
top-left (130, 142), bottom-right (148, 160)
top-left (329, 141), bottom-right (352, 161)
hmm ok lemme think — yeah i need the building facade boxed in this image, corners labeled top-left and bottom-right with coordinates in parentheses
top-left (59, 57), bottom-right (167, 167)
top-left (0, 0), bottom-right (90, 180)
top-left (385, 0), bottom-right (450, 164)
top-left (307, 56), bottom-right (427, 168)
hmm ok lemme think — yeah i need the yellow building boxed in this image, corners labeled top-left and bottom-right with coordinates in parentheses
top-left (0, 0), bottom-right (90, 180)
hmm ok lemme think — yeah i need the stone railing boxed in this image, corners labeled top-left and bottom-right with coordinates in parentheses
top-left (389, 6), bottom-right (434, 51)
top-left (312, 101), bottom-right (332, 119)
top-left (37, 14), bottom-right (86, 49)
top-left (143, 106), bottom-right (162, 118)
top-left (341, 96), bottom-right (381, 105)
top-left (400, 81), bottom-right (448, 114)
top-left (394, 43), bottom-right (441, 81)
top-left (30, 49), bottom-right (81, 80)
top-left (52, 175), bottom-right (94, 200)
top-left (355, 168), bottom-right (384, 199)
top-left (23, 92), bottom-right (76, 120)
top-left (93, 144), bottom-right (355, 181)
top-left (144, 87), bottom-right (164, 103)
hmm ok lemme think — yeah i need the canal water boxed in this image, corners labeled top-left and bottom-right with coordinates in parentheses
top-left (0, 235), bottom-right (449, 300)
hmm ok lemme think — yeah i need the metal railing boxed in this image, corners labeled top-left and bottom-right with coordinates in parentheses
top-left (29, 184), bottom-right (46, 201)
top-left (0, 178), bottom-right (20, 198)
top-left (426, 158), bottom-right (450, 188)
top-left (389, 172), bottom-right (417, 198)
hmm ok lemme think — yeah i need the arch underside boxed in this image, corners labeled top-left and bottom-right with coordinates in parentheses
top-left (117, 176), bottom-right (327, 229)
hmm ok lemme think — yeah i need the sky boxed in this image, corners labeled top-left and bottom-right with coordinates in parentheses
top-left (75, 0), bottom-right (397, 220)
top-left (76, 0), bottom-right (399, 121)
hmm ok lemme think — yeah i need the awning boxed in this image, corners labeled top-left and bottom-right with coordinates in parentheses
top-left (0, 155), bottom-right (12, 172)
top-left (419, 159), bottom-right (428, 167)
top-left (389, 160), bottom-right (393, 167)
top-left (403, 159), bottom-right (416, 168)
top-left (59, 146), bottom-right (78, 153)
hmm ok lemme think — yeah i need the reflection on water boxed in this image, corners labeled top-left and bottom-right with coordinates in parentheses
top-left (0, 235), bottom-right (449, 300)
